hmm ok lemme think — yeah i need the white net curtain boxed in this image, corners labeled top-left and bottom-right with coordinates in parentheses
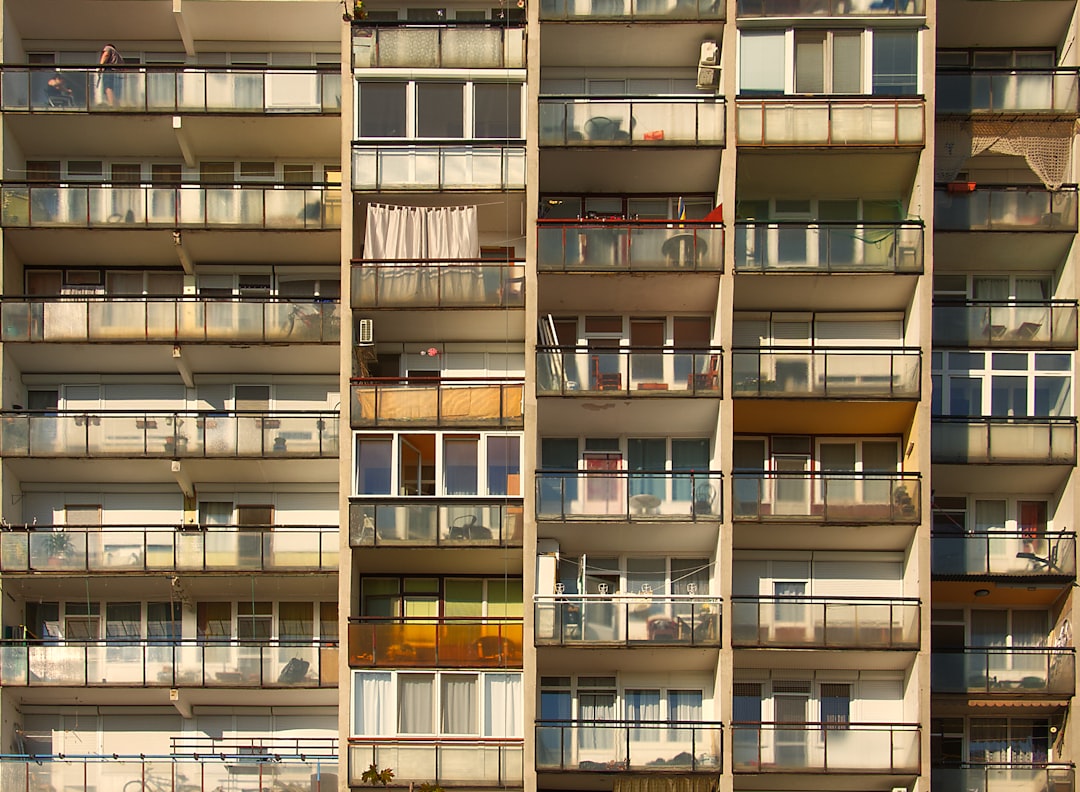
top-left (936, 119), bottom-right (1074, 189)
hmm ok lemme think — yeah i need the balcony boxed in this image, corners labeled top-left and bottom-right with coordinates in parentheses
top-left (934, 186), bottom-right (1079, 232)
top-left (0, 410), bottom-right (339, 459)
top-left (931, 417), bottom-right (1077, 464)
top-left (737, 0), bottom-right (924, 16)
top-left (733, 222), bottom-right (924, 274)
top-left (932, 530), bottom-right (1077, 578)
top-left (536, 470), bottom-right (723, 521)
top-left (0, 65), bottom-right (341, 114)
top-left (347, 618), bottom-right (523, 668)
top-left (936, 70), bottom-right (1079, 116)
top-left (351, 378), bottom-right (523, 428)
top-left (537, 347), bottom-right (722, 396)
top-left (0, 640), bottom-right (338, 688)
top-left (0, 183), bottom-right (341, 229)
top-left (0, 526), bottom-right (339, 574)
top-left (539, 0), bottom-right (725, 20)
top-left (534, 595), bottom-right (721, 646)
top-left (539, 98), bottom-right (724, 147)
top-left (0, 756), bottom-right (339, 792)
top-left (351, 143), bottom-right (525, 190)
top-left (736, 98), bottom-right (925, 146)
top-left (352, 24), bottom-right (526, 69)
top-left (0, 297), bottom-right (340, 344)
top-left (732, 348), bottom-right (920, 399)
top-left (537, 221), bottom-right (724, 272)
top-left (350, 261), bottom-right (524, 309)
top-left (732, 472), bottom-right (921, 524)
top-left (933, 301), bottom-right (1078, 349)
top-left (349, 500), bottom-right (524, 547)
top-left (932, 765), bottom-right (1075, 792)
top-left (932, 648), bottom-right (1075, 695)
top-left (348, 740), bottom-right (523, 787)
top-left (731, 597), bottom-right (919, 649)
top-left (535, 721), bottom-right (722, 772)
top-left (731, 723), bottom-right (920, 773)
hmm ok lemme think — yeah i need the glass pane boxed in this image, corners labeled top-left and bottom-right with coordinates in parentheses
top-left (741, 32), bottom-right (786, 93)
top-left (833, 33), bottom-right (862, 93)
top-left (795, 32), bottom-right (826, 94)
top-left (417, 83), bottom-right (464, 137)
top-left (475, 83), bottom-right (521, 138)
top-left (360, 83), bottom-right (406, 136)
top-left (399, 674), bottom-right (435, 733)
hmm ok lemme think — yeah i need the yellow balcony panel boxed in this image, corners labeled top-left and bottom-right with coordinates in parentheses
top-left (352, 24), bottom-right (526, 69)
top-left (347, 619), bottom-right (523, 668)
top-left (349, 499), bottom-right (524, 548)
top-left (349, 740), bottom-right (523, 787)
top-left (351, 378), bottom-right (523, 428)
top-left (350, 261), bottom-right (524, 309)
top-left (732, 471), bottom-right (921, 524)
top-left (932, 648), bottom-right (1075, 696)
top-left (731, 596), bottom-right (919, 649)
top-left (731, 723), bottom-right (920, 773)
top-left (736, 97), bottom-right (925, 147)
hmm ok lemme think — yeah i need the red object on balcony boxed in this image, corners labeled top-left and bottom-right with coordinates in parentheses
top-left (947, 181), bottom-right (977, 193)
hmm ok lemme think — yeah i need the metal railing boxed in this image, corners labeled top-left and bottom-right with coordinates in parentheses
top-left (732, 472), bottom-right (921, 523)
top-left (731, 722), bottom-right (921, 773)
top-left (731, 596), bottom-right (919, 649)
top-left (931, 764), bottom-right (1075, 792)
top-left (351, 378), bottom-right (524, 427)
top-left (539, 0), bottom-right (725, 20)
top-left (937, 69), bottom-right (1080, 115)
top-left (348, 739), bottom-right (523, 786)
top-left (731, 347), bottom-right (921, 398)
top-left (537, 220), bottom-right (724, 272)
top-left (0, 410), bottom-right (339, 458)
top-left (733, 221), bottom-right (923, 273)
top-left (932, 648), bottom-right (1076, 695)
top-left (349, 499), bottom-right (524, 547)
top-left (931, 417), bottom-right (1078, 464)
top-left (536, 347), bottom-right (722, 396)
top-left (934, 185), bottom-right (1079, 232)
top-left (932, 301), bottom-right (1078, 348)
top-left (347, 617), bottom-right (523, 668)
top-left (737, 0), bottom-right (924, 16)
top-left (931, 530), bottom-right (1077, 577)
top-left (539, 97), bottom-right (725, 146)
top-left (351, 142), bottom-right (526, 190)
top-left (352, 24), bottom-right (526, 68)
top-left (0, 65), bottom-right (342, 114)
top-left (0, 297), bottom-right (340, 344)
top-left (0, 183), bottom-right (342, 229)
top-left (350, 260), bottom-right (525, 308)
top-left (0, 525), bottom-right (339, 574)
top-left (534, 595), bottom-right (721, 647)
top-left (536, 470), bottom-right (723, 521)
top-left (0, 640), bottom-right (338, 688)
top-left (535, 720), bottom-right (722, 772)
top-left (737, 97), bottom-right (926, 146)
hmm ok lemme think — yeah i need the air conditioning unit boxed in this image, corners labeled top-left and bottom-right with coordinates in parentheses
top-left (357, 318), bottom-right (374, 345)
top-left (697, 40), bottom-right (720, 90)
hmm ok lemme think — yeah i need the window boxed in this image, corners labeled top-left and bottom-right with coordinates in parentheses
top-left (475, 83), bottom-right (522, 138)
top-left (237, 602), bottom-right (273, 642)
top-left (873, 31), bottom-right (918, 95)
top-left (357, 80), bottom-right (526, 140)
top-left (795, 31), bottom-right (862, 94)
top-left (416, 83), bottom-right (464, 137)
top-left (820, 683), bottom-right (851, 729)
top-left (932, 352), bottom-right (1073, 417)
top-left (360, 83), bottom-right (407, 137)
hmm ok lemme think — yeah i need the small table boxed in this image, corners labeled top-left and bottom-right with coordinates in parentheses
top-left (662, 233), bottom-right (708, 268)
top-left (629, 493), bottom-right (662, 514)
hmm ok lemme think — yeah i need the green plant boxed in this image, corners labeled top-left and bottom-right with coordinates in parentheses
top-left (417, 784), bottom-right (445, 792)
top-left (361, 764), bottom-right (394, 787)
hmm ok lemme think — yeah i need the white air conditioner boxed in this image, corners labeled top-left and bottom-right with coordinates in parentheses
top-left (697, 40), bottom-right (720, 90)
top-left (357, 318), bottom-right (374, 345)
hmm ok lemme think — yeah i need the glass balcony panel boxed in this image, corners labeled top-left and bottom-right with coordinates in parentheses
top-left (87, 187), bottom-right (145, 226)
top-left (204, 301), bottom-right (263, 341)
top-left (731, 724), bottom-right (918, 773)
top-left (349, 501), bottom-right (522, 547)
top-left (349, 620), bottom-right (522, 667)
top-left (202, 644), bottom-right (260, 685)
top-left (263, 190), bottom-right (307, 229)
top-left (933, 302), bottom-right (1078, 348)
top-left (1, 185), bottom-right (29, 226)
top-left (932, 765), bottom-right (1076, 792)
top-left (264, 643), bottom-right (319, 686)
top-left (731, 350), bottom-right (919, 397)
top-left (380, 28), bottom-right (441, 67)
top-left (441, 28), bottom-right (506, 68)
top-left (0, 644), bottom-right (27, 685)
top-left (1, 302), bottom-right (34, 341)
top-left (736, 0), bottom-right (923, 14)
top-left (86, 529), bottom-right (144, 570)
top-left (535, 597), bottom-right (721, 646)
top-left (534, 723), bottom-right (722, 771)
top-left (732, 473), bottom-right (920, 522)
top-left (932, 531), bottom-right (1076, 576)
top-left (0, 532), bottom-right (28, 571)
top-left (932, 418), bottom-right (1078, 464)
top-left (28, 644), bottom-right (87, 685)
top-left (730, 598), bottom-right (918, 648)
top-left (932, 649), bottom-right (1075, 695)
top-left (536, 471), bottom-right (721, 520)
top-left (204, 71), bottom-right (263, 111)
top-left (87, 71), bottom-right (146, 111)
top-left (89, 644), bottom-right (144, 684)
top-left (936, 187), bottom-right (1079, 231)
top-left (2, 69), bottom-right (29, 110)
top-left (85, 301), bottom-right (145, 340)
top-left (28, 530), bottom-right (88, 571)
top-left (39, 301), bottom-right (88, 341)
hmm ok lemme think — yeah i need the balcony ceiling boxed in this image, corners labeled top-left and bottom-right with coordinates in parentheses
top-left (733, 647), bottom-right (916, 672)
top-left (539, 519), bottom-right (719, 556)
top-left (539, 272), bottom-right (721, 313)
top-left (3, 457), bottom-right (339, 486)
top-left (539, 149), bottom-right (723, 193)
top-left (354, 309), bottom-right (526, 343)
top-left (351, 546), bottom-right (525, 575)
top-left (4, 686), bottom-right (338, 709)
top-left (734, 273), bottom-right (918, 313)
top-left (536, 646), bottom-right (720, 674)
top-left (539, 22), bottom-right (725, 68)
top-left (3, 571), bottom-right (338, 602)
top-left (733, 522), bottom-right (917, 553)
top-left (936, 0), bottom-right (1074, 49)
top-left (736, 150), bottom-right (920, 199)
top-left (931, 580), bottom-right (1069, 608)
top-left (538, 397), bottom-right (721, 436)
top-left (734, 400), bottom-right (917, 436)
top-left (931, 463), bottom-right (1072, 494)
top-left (934, 233), bottom-right (1072, 272)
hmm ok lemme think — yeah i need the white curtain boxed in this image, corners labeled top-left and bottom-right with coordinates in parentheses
top-left (442, 674), bottom-right (478, 734)
top-left (626, 690), bottom-right (661, 742)
top-left (399, 674), bottom-right (435, 734)
top-left (364, 204), bottom-right (479, 260)
top-left (352, 671), bottom-right (393, 735)
top-left (485, 673), bottom-right (523, 737)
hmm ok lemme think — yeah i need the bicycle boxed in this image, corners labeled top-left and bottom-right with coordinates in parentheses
top-left (123, 769), bottom-right (200, 792)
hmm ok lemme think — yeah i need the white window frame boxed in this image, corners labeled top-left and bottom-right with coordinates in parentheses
top-left (932, 350), bottom-right (1073, 417)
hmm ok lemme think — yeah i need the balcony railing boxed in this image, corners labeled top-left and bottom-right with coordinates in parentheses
top-left (731, 596), bottom-right (919, 649)
top-left (347, 618), bottom-right (523, 668)
top-left (539, 0), bottom-right (725, 20)
top-left (350, 260), bottom-right (524, 309)
top-left (349, 500), bottom-right (524, 547)
top-left (0, 410), bottom-right (339, 459)
top-left (733, 222), bottom-right (924, 273)
top-left (932, 530), bottom-right (1077, 578)
top-left (537, 347), bottom-right (722, 396)
top-left (0, 183), bottom-right (342, 229)
top-left (934, 186), bottom-right (1079, 232)
top-left (353, 24), bottom-right (526, 69)
top-left (0, 297), bottom-right (340, 344)
top-left (0, 526), bottom-right (339, 574)
top-left (534, 595), bottom-right (721, 646)
top-left (351, 378), bottom-right (524, 427)
top-left (0, 640), bottom-right (338, 687)
top-left (535, 721), bottom-right (722, 772)
top-left (932, 648), bottom-right (1076, 695)
top-left (931, 417), bottom-right (1078, 464)
top-left (348, 739), bottom-right (523, 787)
top-left (731, 723), bottom-right (920, 773)
top-left (737, 0), bottom-right (924, 16)
top-left (351, 143), bottom-right (525, 190)
top-left (536, 470), bottom-right (723, 521)
top-left (0, 756), bottom-right (339, 792)
top-left (937, 69), bottom-right (1080, 115)
top-left (732, 348), bottom-right (920, 398)
top-left (932, 765), bottom-right (1075, 792)
top-left (736, 97), bottom-right (925, 146)
top-left (539, 97), bottom-right (725, 146)
top-left (933, 301), bottom-right (1078, 349)
top-left (732, 472), bottom-right (921, 524)
top-left (1, 65), bottom-right (342, 114)
top-left (537, 220), bottom-right (724, 272)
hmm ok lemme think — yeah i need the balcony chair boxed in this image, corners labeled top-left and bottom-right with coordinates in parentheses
top-left (584, 115), bottom-right (631, 142)
top-left (448, 514), bottom-right (492, 541)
